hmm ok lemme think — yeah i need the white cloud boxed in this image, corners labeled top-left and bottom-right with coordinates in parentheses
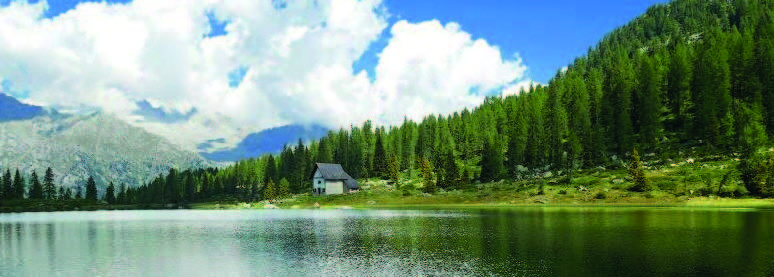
top-left (0, 0), bottom-right (532, 151)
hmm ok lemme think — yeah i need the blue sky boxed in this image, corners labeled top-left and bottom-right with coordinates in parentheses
top-left (361, 0), bottom-right (670, 83)
top-left (7, 0), bottom-right (670, 83)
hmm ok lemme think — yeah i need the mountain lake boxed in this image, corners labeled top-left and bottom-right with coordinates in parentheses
top-left (1, 208), bottom-right (772, 276)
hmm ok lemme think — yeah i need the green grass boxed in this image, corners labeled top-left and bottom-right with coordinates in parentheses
top-left (205, 157), bottom-right (773, 210)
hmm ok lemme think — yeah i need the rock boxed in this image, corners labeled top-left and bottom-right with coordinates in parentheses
top-left (313, 202), bottom-right (320, 208)
top-left (367, 200), bottom-right (376, 205)
top-left (264, 204), bottom-right (279, 209)
top-left (339, 206), bottom-right (353, 209)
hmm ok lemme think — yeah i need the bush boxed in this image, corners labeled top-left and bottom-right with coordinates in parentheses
top-left (594, 192), bottom-right (607, 199)
top-left (628, 149), bottom-right (653, 192)
top-left (738, 149), bottom-right (774, 197)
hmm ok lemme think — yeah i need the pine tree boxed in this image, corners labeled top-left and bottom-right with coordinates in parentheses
top-left (58, 187), bottom-right (66, 200)
top-left (43, 167), bottom-right (55, 200)
top-left (264, 179), bottom-right (276, 201)
top-left (2, 169), bottom-right (14, 200)
top-left (387, 153), bottom-right (400, 185)
top-left (184, 172), bottom-right (196, 202)
top-left (117, 183), bottom-right (127, 204)
top-left (85, 176), bottom-right (97, 201)
top-left (278, 178), bottom-right (290, 199)
top-left (372, 132), bottom-right (387, 178)
top-left (105, 182), bottom-right (116, 204)
top-left (420, 156), bottom-right (435, 193)
top-left (667, 40), bottom-right (693, 137)
top-left (165, 168), bottom-right (179, 204)
top-left (636, 54), bottom-right (663, 145)
top-left (604, 48), bottom-right (635, 155)
top-left (13, 169), bottom-right (24, 199)
top-left (29, 170), bottom-right (43, 200)
top-left (628, 149), bottom-right (651, 192)
top-left (75, 185), bottom-right (83, 199)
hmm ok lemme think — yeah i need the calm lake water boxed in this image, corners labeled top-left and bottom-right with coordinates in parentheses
top-left (0, 208), bottom-right (773, 276)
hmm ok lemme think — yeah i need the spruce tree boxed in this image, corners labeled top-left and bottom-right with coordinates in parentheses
top-left (85, 176), bottom-right (97, 201)
top-left (636, 54), bottom-right (663, 145)
top-left (117, 183), bottom-right (126, 204)
top-left (420, 156), bottom-right (435, 193)
top-left (264, 179), bottom-right (276, 201)
top-left (387, 153), bottom-right (400, 185)
top-left (2, 169), bottom-right (11, 200)
top-left (13, 169), bottom-right (24, 199)
top-left (105, 182), bottom-right (116, 204)
top-left (43, 167), bottom-right (55, 200)
top-left (278, 178), bottom-right (290, 199)
top-left (372, 132), bottom-right (387, 178)
top-left (29, 170), bottom-right (43, 200)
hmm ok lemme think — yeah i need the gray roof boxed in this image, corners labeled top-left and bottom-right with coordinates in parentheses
top-left (311, 163), bottom-right (358, 189)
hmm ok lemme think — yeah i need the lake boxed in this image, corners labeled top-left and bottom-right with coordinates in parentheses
top-left (1, 207), bottom-right (773, 276)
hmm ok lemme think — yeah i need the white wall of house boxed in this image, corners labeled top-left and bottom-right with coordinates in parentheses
top-left (312, 170), bottom-right (325, 195)
top-left (326, 180), bottom-right (344, 195)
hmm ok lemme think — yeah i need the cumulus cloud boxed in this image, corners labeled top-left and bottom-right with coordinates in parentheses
top-left (0, 0), bottom-right (532, 151)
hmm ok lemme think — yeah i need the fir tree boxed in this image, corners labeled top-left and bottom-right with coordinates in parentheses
top-left (85, 176), bottom-right (97, 201)
top-left (43, 167), bottom-right (56, 200)
top-left (105, 182), bottom-right (116, 204)
top-left (13, 169), bottom-right (24, 199)
top-left (29, 170), bottom-right (43, 200)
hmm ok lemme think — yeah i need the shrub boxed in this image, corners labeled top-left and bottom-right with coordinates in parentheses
top-left (738, 149), bottom-right (774, 197)
top-left (594, 192), bottom-right (607, 199)
top-left (628, 149), bottom-right (653, 192)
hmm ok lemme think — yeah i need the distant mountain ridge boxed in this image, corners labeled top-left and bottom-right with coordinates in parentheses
top-left (201, 124), bottom-right (329, 161)
top-left (0, 95), bottom-right (214, 190)
top-left (0, 93), bottom-right (47, 121)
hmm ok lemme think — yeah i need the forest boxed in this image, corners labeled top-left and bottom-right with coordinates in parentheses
top-left (2, 0), bottom-right (774, 209)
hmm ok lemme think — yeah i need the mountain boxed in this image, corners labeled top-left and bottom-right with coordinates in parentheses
top-left (0, 93), bottom-right (47, 122)
top-left (201, 124), bottom-right (329, 161)
top-left (0, 111), bottom-right (214, 191)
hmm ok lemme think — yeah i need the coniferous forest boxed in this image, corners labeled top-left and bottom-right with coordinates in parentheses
top-left (3, 0), bottom-right (774, 210)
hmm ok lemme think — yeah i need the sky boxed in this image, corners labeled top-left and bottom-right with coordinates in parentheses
top-left (0, 0), bottom-right (669, 151)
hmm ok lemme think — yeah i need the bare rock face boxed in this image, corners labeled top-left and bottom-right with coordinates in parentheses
top-left (0, 112), bottom-right (215, 192)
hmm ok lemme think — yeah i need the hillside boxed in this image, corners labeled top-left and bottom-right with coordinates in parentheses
top-left (0, 112), bottom-right (213, 191)
top-left (198, 0), bottom-right (774, 200)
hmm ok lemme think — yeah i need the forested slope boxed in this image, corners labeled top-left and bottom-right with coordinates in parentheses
top-left (118, 0), bottom-right (774, 204)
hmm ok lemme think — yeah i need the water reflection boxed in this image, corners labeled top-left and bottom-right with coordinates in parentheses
top-left (0, 209), bottom-right (772, 276)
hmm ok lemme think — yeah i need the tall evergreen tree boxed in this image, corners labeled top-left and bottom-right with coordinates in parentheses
top-left (85, 176), bottom-right (97, 201)
top-left (13, 169), bottom-right (24, 199)
top-left (372, 132), bottom-right (387, 178)
top-left (117, 183), bottom-right (127, 204)
top-left (1, 169), bottom-right (10, 201)
top-left (29, 170), bottom-right (43, 200)
top-left (43, 167), bottom-right (56, 200)
top-left (636, 54), bottom-right (664, 145)
top-left (105, 182), bottom-right (116, 204)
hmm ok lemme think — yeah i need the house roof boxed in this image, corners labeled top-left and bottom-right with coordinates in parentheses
top-left (311, 163), bottom-right (358, 189)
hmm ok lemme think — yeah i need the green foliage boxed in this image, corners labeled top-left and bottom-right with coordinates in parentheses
top-left (264, 179), bottom-right (276, 201)
top-left (387, 153), bottom-right (400, 185)
top-left (85, 176), bottom-right (97, 201)
top-left (278, 178), bottom-right (290, 199)
top-left (421, 157), bottom-right (436, 194)
top-left (105, 182), bottom-right (116, 204)
top-left (628, 149), bottom-right (652, 192)
top-left (29, 170), bottom-right (43, 200)
top-left (13, 169), bottom-right (24, 199)
top-left (739, 148), bottom-right (774, 197)
top-left (44, 168), bottom-right (55, 200)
